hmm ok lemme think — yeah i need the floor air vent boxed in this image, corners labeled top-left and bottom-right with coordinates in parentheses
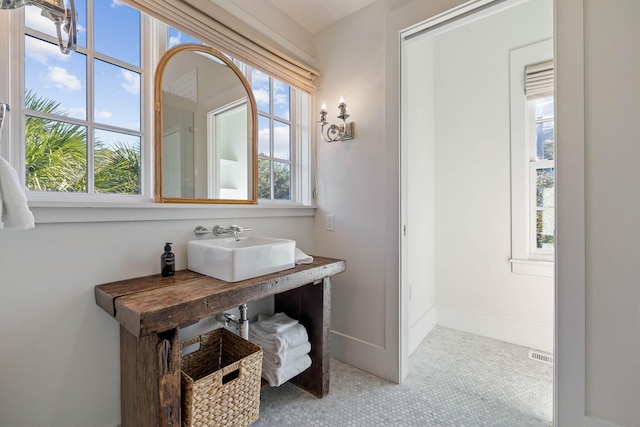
top-left (529, 350), bottom-right (553, 365)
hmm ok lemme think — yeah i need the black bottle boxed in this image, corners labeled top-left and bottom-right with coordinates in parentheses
top-left (161, 242), bottom-right (175, 277)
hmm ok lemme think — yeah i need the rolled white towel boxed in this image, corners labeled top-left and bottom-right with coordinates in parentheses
top-left (257, 312), bottom-right (298, 334)
top-left (295, 248), bottom-right (313, 265)
top-left (249, 322), bottom-right (308, 354)
top-left (262, 341), bottom-right (311, 368)
top-left (261, 353), bottom-right (312, 387)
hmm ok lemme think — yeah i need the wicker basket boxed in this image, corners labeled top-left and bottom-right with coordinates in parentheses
top-left (180, 328), bottom-right (263, 427)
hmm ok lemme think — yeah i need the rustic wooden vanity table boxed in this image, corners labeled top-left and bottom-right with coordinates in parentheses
top-left (95, 256), bottom-right (346, 427)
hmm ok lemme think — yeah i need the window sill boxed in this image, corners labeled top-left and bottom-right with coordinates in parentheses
top-left (510, 258), bottom-right (554, 278)
top-left (28, 200), bottom-right (316, 224)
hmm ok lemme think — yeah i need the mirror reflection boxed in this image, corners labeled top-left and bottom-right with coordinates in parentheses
top-left (155, 44), bottom-right (257, 203)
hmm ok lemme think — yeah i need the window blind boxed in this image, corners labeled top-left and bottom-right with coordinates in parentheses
top-left (122, 0), bottom-right (319, 93)
top-left (525, 60), bottom-right (553, 99)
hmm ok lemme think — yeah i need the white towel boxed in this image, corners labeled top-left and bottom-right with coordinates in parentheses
top-left (0, 156), bottom-right (34, 230)
top-left (261, 353), bottom-right (312, 387)
top-left (257, 312), bottom-right (299, 334)
top-left (262, 341), bottom-right (311, 368)
top-left (295, 248), bottom-right (313, 265)
top-left (249, 322), bottom-right (309, 354)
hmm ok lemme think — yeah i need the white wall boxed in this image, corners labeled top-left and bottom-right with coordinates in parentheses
top-left (210, 0), bottom-right (315, 66)
top-left (312, 0), bottom-right (469, 381)
top-left (428, 0), bottom-right (553, 352)
top-left (313, 0), bottom-right (390, 377)
top-left (583, 1), bottom-right (640, 425)
top-left (0, 209), bottom-right (313, 427)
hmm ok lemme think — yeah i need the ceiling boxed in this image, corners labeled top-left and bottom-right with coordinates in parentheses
top-left (268, 0), bottom-right (377, 34)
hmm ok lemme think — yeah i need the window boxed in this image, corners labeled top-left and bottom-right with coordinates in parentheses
top-left (22, 0), bottom-right (144, 199)
top-left (528, 95), bottom-right (554, 254)
top-left (509, 40), bottom-right (554, 277)
top-left (251, 68), bottom-right (293, 201)
top-left (3, 3), bottom-right (311, 205)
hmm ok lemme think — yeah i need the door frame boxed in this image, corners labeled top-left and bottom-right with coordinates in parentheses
top-left (397, 1), bottom-right (586, 425)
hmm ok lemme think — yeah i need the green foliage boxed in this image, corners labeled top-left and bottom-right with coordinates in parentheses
top-left (273, 162), bottom-right (290, 200)
top-left (24, 90), bottom-right (140, 195)
top-left (95, 142), bottom-right (141, 194)
top-left (258, 159), bottom-right (271, 199)
top-left (25, 90), bottom-right (87, 192)
top-left (536, 167), bottom-right (555, 248)
top-left (258, 159), bottom-right (290, 200)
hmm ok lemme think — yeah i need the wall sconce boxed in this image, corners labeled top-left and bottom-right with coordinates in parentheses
top-left (318, 97), bottom-right (354, 142)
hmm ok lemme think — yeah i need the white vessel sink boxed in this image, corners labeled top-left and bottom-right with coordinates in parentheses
top-left (187, 236), bottom-right (296, 282)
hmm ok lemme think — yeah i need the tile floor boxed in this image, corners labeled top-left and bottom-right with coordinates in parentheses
top-left (253, 326), bottom-right (553, 426)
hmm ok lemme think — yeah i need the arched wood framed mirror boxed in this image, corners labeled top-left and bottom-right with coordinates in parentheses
top-left (154, 44), bottom-right (258, 203)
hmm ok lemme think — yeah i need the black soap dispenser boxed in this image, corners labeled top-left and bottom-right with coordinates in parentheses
top-left (161, 242), bottom-right (175, 277)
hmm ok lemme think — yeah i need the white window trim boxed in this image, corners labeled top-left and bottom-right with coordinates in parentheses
top-left (294, 91), bottom-right (312, 206)
top-left (28, 200), bottom-right (316, 224)
top-left (509, 38), bottom-right (554, 277)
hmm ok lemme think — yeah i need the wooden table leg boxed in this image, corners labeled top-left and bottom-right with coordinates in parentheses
top-left (274, 277), bottom-right (331, 398)
top-left (120, 326), bottom-right (181, 426)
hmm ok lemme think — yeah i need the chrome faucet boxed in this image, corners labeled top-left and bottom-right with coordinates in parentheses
top-left (193, 224), bottom-right (252, 241)
top-left (216, 304), bottom-right (249, 339)
top-left (213, 224), bottom-right (251, 241)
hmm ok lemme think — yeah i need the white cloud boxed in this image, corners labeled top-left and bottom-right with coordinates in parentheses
top-left (274, 125), bottom-right (289, 141)
top-left (47, 66), bottom-right (82, 91)
top-left (111, 0), bottom-right (124, 7)
top-left (67, 107), bottom-right (86, 120)
top-left (169, 35), bottom-right (181, 48)
top-left (258, 128), bottom-right (270, 155)
top-left (25, 6), bottom-right (57, 37)
top-left (96, 110), bottom-right (113, 120)
top-left (259, 128), bottom-right (270, 141)
top-left (252, 69), bottom-right (269, 85)
top-left (273, 82), bottom-right (289, 110)
top-left (25, 34), bottom-right (69, 65)
top-left (273, 126), bottom-right (290, 159)
top-left (273, 94), bottom-right (290, 120)
top-left (253, 89), bottom-right (269, 107)
top-left (258, 126), bottom-right (290, 159)
top-left (120, 70), bottom-right (140, 95)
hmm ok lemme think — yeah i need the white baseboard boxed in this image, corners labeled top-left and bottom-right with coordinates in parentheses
top-left (437, 306), bottom-right (553, 353)
top-left (408, 305), bottom-right (437, 355)
top-left (585, 415), bottom-right (624, 427)
top-left (330, 330), bottom-right (388, 380)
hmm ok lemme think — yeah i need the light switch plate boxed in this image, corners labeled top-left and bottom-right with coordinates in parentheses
top-left (326, 214), bottom-right (335, 231)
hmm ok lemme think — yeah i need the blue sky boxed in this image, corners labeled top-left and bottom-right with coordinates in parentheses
top-left (251, 69), bottom-right (291, 160)
top-left (24, 0), bottom-right (140, 150)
